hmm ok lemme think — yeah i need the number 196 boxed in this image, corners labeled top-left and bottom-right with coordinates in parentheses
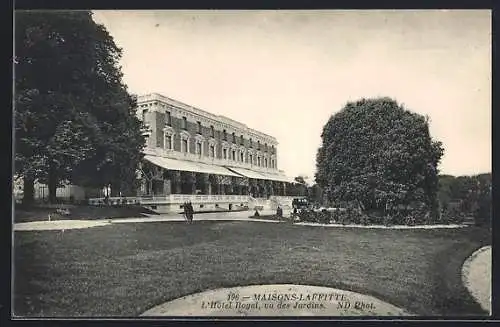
top-left (227, 292), bottom-right (239, 301)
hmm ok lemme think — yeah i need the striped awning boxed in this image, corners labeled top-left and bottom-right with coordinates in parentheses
top-left (259, 171), bottom-right (297, 183)
top-left (226, 167), bottom-right (296, 183)
top-left (144, 155), bottom-right (241, 177)
top-left (225, 167), bottom-right (267, 180)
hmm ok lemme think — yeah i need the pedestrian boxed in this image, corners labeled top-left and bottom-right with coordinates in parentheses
top-left (187, 201), bottom-right (194, 224)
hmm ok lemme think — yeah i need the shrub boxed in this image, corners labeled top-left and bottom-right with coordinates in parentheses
top-left (440, 206), bottom-right (466, 224)
top-left (295, 204), bottom-right (456, 227)
top-left (318, 210), bottom-right (330, 224)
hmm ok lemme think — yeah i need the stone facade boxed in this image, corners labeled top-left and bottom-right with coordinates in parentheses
top-left (137, 93), bottom-right (279, 173)
top-left (135, 93), bottom-right (295, 203)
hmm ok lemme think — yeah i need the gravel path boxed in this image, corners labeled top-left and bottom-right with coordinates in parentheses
top-left (14, 220), bottom-right (111, 231)
top-left (462, 246), bottom-right (491, 314)
top-left (141, 284), bottom-right (411, 316)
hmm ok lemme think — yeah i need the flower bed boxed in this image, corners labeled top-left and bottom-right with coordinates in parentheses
top-left (295, 207), bottom-right (467, 226)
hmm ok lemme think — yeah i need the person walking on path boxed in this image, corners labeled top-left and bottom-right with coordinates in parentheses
top-left (182, 202), bottom-right (189, 223)
top-left (188, 201), bottom-right (195, 224)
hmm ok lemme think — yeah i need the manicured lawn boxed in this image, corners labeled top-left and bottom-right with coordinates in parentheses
top-left (13, 221), bottom-right (490, 317)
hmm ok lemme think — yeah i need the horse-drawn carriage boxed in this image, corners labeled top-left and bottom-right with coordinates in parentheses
top-left (291, 198), bottom-right (310, 219)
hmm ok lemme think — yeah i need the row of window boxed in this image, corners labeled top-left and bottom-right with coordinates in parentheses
top-left (162, 134), bottom-right (276, 168)
top-left (143, 108), bottom-right (275, 153)
top-left (219, 146), bottom-right (276, 168)
top-left (191, 118), bottom-right (274, 153)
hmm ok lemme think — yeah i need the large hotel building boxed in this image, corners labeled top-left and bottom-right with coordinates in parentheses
top-left (132, 93), bottom-right (297, 212)
top-left (14, 93), bottom-right (299, 211)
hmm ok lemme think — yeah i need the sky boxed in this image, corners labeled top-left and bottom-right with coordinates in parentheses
top-left (92, 10), bottom-right (491, 182)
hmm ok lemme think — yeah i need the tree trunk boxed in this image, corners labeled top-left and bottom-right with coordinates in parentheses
top-left (48, 163), bottom-right (58, 204)
top-left (22, 175), bottom-right (35, 206)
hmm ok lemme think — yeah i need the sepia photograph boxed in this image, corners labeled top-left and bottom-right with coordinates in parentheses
top-left (12, 9), bottom-right (491, 318)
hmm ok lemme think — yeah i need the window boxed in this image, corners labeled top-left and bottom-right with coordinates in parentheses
top-left (223, 148), bottom-right (228, 159)
top-left (240, 135), bottom-right (244, 145)
top-left (240, 152), bottom-right (244, 162)
top-left (166, 111), bottom-right (171, 126)
top-left (264, 143), bottom-right (268, 152)
top-left (182, 139), bottom-right (188, 153)
top-left (165, 135), bottom-right (172, 149)
top-left (142, 109), bottom-right (148, 121)
top-left (197, 121), bottom-right (202, 134)
top-left (249, 154), bottom-right (253, 164)
top-left (182, 116), bottom-right (187, 130)
top-left (271, 145), bottom-right (274, 154)
top-left (157, 131), bottom-right (164, 147)
top-left (196, 142), bottom-right (202, 156)
top-left (232, 150), bottom-right (236, 161)
top-left (210, 145), bottom-right (215, 157)
top-left (223, 130), bottom-right (227, 141)
top-left (257, 141), bottom-right (260, 150)
top-left (232, 132), bottom-right (236, 143)
top-left (265, 158), bottom-right (268, 167)
top-left (257, 156), bottom-right (261, 166)
top-left (210, 125), bottom-right (215, 137)
top-left (249, 138), bottom-right (253, 148)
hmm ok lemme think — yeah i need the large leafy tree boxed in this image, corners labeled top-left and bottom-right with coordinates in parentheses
top-left (315, 97), bottom-right (444, 221)
top-left (70, 93), bottom-right (145, 196)
top-left (15, 11), bottom-right (145, 203)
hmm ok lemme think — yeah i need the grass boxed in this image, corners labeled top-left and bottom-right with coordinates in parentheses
top-left (13, 221), bottom-right (490, 317)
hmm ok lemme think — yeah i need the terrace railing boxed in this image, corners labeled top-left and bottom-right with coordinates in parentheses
top-left (88, 194), bottom-right (250, 206)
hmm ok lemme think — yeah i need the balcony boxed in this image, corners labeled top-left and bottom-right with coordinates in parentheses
top-left (88, 194), bottom-right (250, 206)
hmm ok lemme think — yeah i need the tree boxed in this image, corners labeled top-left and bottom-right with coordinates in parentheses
top-left (294, 175), bottom-right (308, 196)
top-left (70, 93), bottom-right (145, 196)
top-left (315, 97), bottom-right (444, 221)
top-left (294, 175), bottom-right (307, 185)
top-left (437, 173), bottom-right (491, 226)
top-left (15, 11), bottom-right (145, 203)
top-left (437, 174), bottom-right (456, 210)
top-left (474, 174), bottom-right (491, 227)
top-left (307, 184), bottom-right (323, 205)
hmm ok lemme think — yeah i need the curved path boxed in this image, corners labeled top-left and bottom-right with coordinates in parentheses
top-left (462, 246), bottom-right (491, 314)
top-left (141, 284), bottom-right (411, 316)
top-left (14, 220), bottom-right (111, 231)
top-left (14, 210), bottom-right (469, 231)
